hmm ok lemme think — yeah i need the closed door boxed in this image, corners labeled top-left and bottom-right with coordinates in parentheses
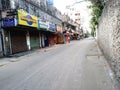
top-left (11, 30), bottom-right (27, 54)
top-left (0, 33), bottom-right (3, 56)
top-left (30, 31), bottom-right (40, 49)
top-left (42, 34), bottom-right (45, 48)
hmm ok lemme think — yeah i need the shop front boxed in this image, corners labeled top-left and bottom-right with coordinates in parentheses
top-left (1, 9), bottom-right (39, 55)
top-left (18, 9), bottom-right (39, 50)
top-left (48, 24), bottom-right (57, 46)
top-left (38, 20), bottom-right (49, 47)
top-left (56, 25), bottom-right (64, 44)
top-left (10, 30), bottom-right (28, 54)
top-left (2, 18), bottom-right (25, 54)
top-left (29, 30), bottom-right (40, 50)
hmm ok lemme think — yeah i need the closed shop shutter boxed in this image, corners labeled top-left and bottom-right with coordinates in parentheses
top-left (30, 31), bottom-right (40, 49)
top-left (49, 36), bottom-right (54, 46)
top-left (0, 33), bottom-right (3, 56)
top-left (11, 30), bottom-right (27, 54)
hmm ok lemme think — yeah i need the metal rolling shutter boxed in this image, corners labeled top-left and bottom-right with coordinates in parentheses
top-left (11, 30), bottom-right (27, 54)
top-left (30, 31), bottom-right (40, 49)
top-left (0, 33), bottom-right (3, 56)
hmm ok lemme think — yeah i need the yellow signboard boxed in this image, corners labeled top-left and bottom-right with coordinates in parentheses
top-left (18, 10), bottom-right (38, 27)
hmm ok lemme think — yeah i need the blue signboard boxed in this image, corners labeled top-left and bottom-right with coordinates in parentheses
top-left (49, 24), bottom-right (56, 31)
top-left (2, 18), bottom-right (17, 27)
top-left (48, 0), bottom-right (54, 5)
top-left (38, 20), bottom-right (48, 29)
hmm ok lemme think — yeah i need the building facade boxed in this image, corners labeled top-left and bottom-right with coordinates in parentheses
top-left (0, 0), bottom-right (63, 56)
top-left (64, 6), bottom-right (82, 40)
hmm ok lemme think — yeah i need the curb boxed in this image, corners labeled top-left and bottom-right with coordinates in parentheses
top-left (0, 61), bottom-right (10, 67)
top-left (0, 44), bottom-right (66, 67)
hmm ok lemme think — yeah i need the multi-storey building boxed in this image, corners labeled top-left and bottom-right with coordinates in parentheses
top-left (0, 0), bottom-right (63, 56)
top-left (64, 7), bottom-right (82, 40)
top-left (74, 10), bottom-right (80, 24)
top-left (65, 7), bottom-right (81, 26)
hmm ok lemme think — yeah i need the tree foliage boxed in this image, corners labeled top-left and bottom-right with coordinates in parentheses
top-left (87, 0), bottom-right (105, 36)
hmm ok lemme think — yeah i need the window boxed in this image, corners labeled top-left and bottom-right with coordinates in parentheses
top-left (19, 0), bottom-right (24, 9)
top-left (1, 0), bottom-right (10, 10)
top-left (29, 4), bottom-right (35, 15)
top-left (13, 0), bottom-right (19, 9)
top-left (24, 3), bottom-right (29, 12)
top-left (36, 8), bottom-right (39, 17)
top-left (75, 13), bottom-right (77, 16)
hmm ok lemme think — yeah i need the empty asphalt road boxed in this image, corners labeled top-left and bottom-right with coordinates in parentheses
top-left (0, 38), bottom-right (118, 90)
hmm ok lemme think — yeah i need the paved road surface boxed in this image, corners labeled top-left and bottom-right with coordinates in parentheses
top-left (0, 38), bottom-right (118, 90)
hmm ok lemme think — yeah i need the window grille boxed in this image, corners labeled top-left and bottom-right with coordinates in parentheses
top-left (1, 0), bottom-right (10, 10)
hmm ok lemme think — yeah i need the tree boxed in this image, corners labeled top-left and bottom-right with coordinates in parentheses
top-left (87, 0), bottom-right (104, 36)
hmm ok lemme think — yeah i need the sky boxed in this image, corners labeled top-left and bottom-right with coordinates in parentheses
top-left (54, 0), bottom-right (92, 33)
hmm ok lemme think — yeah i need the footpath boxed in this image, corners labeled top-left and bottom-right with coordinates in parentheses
top-left (0, 44), bottom-right (65, 67)
top-left (85, 38), bottom-right (119, 90)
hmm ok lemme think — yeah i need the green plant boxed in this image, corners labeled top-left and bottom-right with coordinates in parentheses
top-left (87, 0), bottom-right (104, 36)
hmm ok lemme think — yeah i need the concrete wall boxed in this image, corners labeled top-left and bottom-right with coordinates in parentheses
top-left (97, 0), bottom-right (120, 82)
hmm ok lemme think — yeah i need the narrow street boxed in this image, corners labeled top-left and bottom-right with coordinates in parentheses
top-left (0, 38), bottom-right (118, 90)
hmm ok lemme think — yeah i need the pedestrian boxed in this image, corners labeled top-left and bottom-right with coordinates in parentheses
top-left (68, 36), bottom-right (70, 43)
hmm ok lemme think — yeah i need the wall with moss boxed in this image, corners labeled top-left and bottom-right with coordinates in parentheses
top-left (97, 0), bottom-right (120, 82)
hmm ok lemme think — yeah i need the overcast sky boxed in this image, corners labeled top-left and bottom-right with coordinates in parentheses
top-left (54, 0), bottom-right (92, 32)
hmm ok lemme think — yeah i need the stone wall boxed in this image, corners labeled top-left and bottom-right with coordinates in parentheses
top-left (97, 0), bottom-right (120, 82)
